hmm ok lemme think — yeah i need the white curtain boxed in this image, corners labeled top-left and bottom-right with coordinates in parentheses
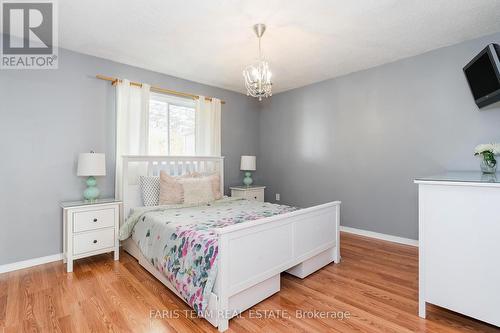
top-left (115, 79), bottom-right (150, 199)
top-left (195, 96), bottom-right (221, 156)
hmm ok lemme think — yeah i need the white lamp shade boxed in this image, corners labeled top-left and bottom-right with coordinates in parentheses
top-left (240, 155), bottom-right (256, 171)
top-left (77, 153), bottom-right (106, 176)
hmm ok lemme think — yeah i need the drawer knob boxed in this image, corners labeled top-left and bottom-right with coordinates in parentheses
top-left (254, 196), bottom-right (257, 199)
top-left (93, 218), bottom-right (98, 222)
top-left (93, 240), bottom-right (98, 244)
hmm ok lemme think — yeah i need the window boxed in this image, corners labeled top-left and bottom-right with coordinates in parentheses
top-left (149, 93), bottom-right (196, 155)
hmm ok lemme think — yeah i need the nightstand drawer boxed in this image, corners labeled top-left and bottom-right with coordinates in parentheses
top-left (73, 208), bottom-right (115, 232)
top-left (73, 228), bottom-right (115, 255)
top-left (230, 186), bottom-right (266, 202)
top-left (245, 190), bottom-right (264, 202)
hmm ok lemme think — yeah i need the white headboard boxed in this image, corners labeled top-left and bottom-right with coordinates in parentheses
top-left (120, 155), bottom-right (225, 224)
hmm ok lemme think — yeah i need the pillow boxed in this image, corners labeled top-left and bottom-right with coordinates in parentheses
top-left (158, 171), bottom-right (222, 205)
top-left (139, 176), bottom-right (160, 206)
top-left (179, 177), bottom-right (215, 204)
top-left (207, 174), bottom-right (223, 200)
top-left (189, 172), bottom-right (222, 200)
top-left (159, 171), bottom-right (184, 205)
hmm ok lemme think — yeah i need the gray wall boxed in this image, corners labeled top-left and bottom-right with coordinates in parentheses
top-left (259, 32), bottom-right (500, 240)
top-left (0, 48), bottom-right (260, 265)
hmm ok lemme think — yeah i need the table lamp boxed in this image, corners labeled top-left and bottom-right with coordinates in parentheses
top-left (240, 155), bottom-right (256, 186)
top-left (77, 151), bottom-right (106, 201)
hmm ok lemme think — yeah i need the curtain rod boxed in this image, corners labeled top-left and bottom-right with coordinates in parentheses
top-left (95, 74), bottom-right (226, 104)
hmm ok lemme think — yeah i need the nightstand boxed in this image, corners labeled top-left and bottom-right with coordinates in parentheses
top-left (230, 185), bottom-right (266, 202)
top-left (60, 199), bottom-right (121, 272)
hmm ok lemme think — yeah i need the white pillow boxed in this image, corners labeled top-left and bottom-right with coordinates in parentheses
top-left (139, 176), bottom-right (160, 206)
top-left (179, 177), bottom-right (215, 204)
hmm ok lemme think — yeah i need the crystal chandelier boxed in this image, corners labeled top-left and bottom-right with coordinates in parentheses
top-left (243, 24), bottom-right (272, 101)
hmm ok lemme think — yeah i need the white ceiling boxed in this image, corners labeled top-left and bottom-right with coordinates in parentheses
top-left (58, 0), bottom-right (500, 94)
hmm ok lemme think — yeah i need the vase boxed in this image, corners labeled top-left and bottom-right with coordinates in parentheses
top-left (480, 158), bottom-right (497, 174)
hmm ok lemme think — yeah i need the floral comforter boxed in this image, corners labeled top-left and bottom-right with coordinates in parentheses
top-left (120, 197), bottom-right (297, 315)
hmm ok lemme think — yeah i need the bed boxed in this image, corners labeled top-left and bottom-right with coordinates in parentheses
top-left (119, 155), bottom-right (341, 332)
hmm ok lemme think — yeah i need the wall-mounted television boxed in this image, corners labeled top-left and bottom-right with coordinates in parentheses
top-left (463, 44), bottom-right (500, 109)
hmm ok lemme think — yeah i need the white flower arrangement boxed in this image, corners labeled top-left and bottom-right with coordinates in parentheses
top-left (474, 143), bottom-right (500, 155)
top-left (474, 143), bottom-right (500, 173)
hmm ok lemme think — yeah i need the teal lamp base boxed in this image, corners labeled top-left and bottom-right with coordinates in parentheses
top-left (83, 176), bottom-right (100, 201)
top-left (243, 172), bottom-right (253, 186)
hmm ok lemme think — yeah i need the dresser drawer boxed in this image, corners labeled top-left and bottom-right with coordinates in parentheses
top-left (73, 228), bottom-right (115, 255)
top-left (73, 208), bottom-right (115, 232)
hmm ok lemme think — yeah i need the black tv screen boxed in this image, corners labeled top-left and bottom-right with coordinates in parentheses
top-left (463, 44), bottom-right (500, 108)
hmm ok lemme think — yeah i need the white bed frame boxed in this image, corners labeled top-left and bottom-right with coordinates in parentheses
top-left (120, 155), bottom-right (341, 332)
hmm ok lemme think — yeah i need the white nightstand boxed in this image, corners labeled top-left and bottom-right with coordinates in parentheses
top-left (60, 199), bottom-right (121, 272)
top-left (230, 185), bottom-right (266, 202)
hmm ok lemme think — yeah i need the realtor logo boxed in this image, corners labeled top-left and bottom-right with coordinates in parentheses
top-left (1, 0), bottom-right (58, 69)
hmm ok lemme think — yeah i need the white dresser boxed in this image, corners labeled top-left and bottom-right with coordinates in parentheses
top-left (230, 185), bottom-right (266, 202)
top-left (61, 199), bottom-right (121, 272)
top-left (415, 172), bottom-right (500, 327)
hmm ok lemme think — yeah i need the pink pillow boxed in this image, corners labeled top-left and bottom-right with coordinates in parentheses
top-left (159, 171), bottom-right (186, 204)
top-left (209, 174), bottom-right (223, 200)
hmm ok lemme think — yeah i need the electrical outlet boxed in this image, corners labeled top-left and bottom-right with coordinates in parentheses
top-left (275, 193), bottom-right (280, 201)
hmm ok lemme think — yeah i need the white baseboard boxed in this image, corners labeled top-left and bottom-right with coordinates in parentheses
top-left (340, 226), bottom-right (418, 247)
top-left (0, 253), bottom-right (63, 274)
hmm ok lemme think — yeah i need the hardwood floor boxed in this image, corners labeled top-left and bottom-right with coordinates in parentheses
top-left (1, 232), bottom-right (498, 333)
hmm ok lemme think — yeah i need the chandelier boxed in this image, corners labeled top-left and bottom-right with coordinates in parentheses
top-left (243, 24), bottom-right (272, 101)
